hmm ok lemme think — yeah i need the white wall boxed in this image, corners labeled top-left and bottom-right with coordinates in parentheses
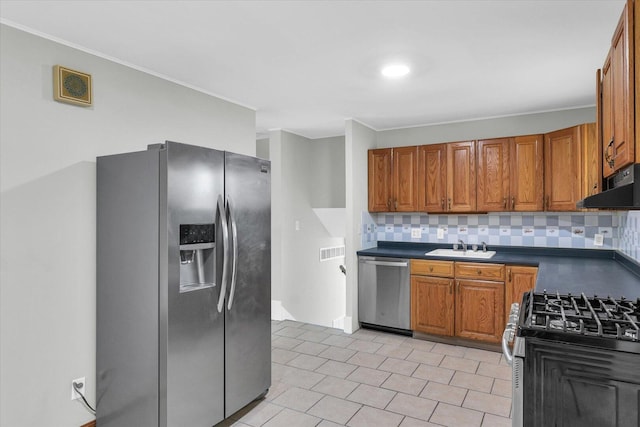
top-left (309, 136), bottom-right (346, 208)
top-left (270, 130), bottom-right (346, 327)
top-left (376, 107), bottom-right (596, 147)
top-left (344, 120), bottom-right (378, 333)
top-left (0, 25), bottom-right (255, 427)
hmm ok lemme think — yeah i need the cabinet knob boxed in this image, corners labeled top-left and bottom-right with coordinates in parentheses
top-left (477, 270), bottom-right (482, 275)
top-left (429, 266), bottom-right (433, 272)
top-left (511, 197), bottom-right (515, 210)
top-left (441, 198), bottom-right (445, 210)
top-left (394, 199), bottom-right (398, 210)
top-left (503, 197), bottom-right (507, 209)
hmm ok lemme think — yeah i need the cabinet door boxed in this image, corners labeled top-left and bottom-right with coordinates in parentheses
top-left (411, 276), bottom-right (454, 336)
top-left (505, 266), bottom-right (537, 321)
top-left (368, 148), bottom-right (392, 212)
top-left (417, 144), bottom-right (447, 212)
top-left (477, 138), bottom-right (510, 212)
top-left (446, 141), bottom-right (476, 212)
top-left (544, 127), bottom-right (582, 211)
top-left (512, 135), bottom-right (544, 211)
top-left (609, 0), bottom-right (635, 172)
top-left (393, 146), bottom-right (418, 212)
top-left (455, 279), bottom-right (504, 343)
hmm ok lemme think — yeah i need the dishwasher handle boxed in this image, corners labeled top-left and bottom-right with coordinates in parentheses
top-left (362, 260), bottom-right (408, 267)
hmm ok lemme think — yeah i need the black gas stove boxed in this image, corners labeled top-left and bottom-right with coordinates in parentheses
top-left (504, 291), bottom-right (640, 427)
top-left (517, 291), bottom-right (640, 354)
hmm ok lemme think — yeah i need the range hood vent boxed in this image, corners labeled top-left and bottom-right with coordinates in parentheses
top-left (577, 164), bottom-right (640, 209)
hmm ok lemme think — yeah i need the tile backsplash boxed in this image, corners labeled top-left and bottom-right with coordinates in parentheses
top-left (362, 212), bottom-right (621, 251)
top-left (618, 211), bottom-right (640, 262)
top-left (361, 210), bottom-right (640, 265)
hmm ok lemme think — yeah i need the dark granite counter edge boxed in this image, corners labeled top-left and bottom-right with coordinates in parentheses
top-left (363, 241), bottom-right (618, 259)
top-left (357, 241), bottom-right (640, 282)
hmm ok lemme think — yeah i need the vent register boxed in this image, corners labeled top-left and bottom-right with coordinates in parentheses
top-left (320, 245), bottom-right (346, 262)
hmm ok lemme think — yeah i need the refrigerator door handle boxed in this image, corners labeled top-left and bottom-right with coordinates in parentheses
top-left (216, 195), bottom-right (230, 313)
top-left (226, 196), bottom-right (239, 311)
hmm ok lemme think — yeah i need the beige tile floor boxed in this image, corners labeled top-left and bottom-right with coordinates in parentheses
top-left (217, 320), bottom-right (513, 427)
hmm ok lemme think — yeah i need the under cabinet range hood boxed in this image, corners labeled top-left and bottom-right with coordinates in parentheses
top-left (577, 164), bottom-right (640, 209)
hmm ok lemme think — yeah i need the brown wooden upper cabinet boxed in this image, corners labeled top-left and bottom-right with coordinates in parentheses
top-left (544, 124), bottom-right (597, 211)
top-left (447, 141), bottom-right (476, 212)
top-left (417, 144), bottom-right (447, 212)
top-left (476, 135), bottom-right (544, 212)
top-left (417, 141), bottom-right (476, 212)
top-left (599, 0), bottom-right (635, 177)
top-left (368, 146), bottom-right (418, 212)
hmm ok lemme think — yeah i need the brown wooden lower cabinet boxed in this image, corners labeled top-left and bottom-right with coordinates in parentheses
top-left (411, 260), bottom-right (536, 345)
top-left (505, 265), bottom-right (538, 320)
top-left (455, 279), bottom-right (504, 343)
top-left (411, 275), bottom-right (454, 336)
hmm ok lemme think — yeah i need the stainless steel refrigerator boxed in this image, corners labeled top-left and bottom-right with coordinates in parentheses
top-left (96, 141), bottom-right (271, 427)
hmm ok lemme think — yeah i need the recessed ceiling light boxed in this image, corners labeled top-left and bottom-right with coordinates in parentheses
top-left (381, 63), bottom-right (410, 78)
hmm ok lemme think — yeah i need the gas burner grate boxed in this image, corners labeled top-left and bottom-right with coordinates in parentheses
top-left (526, 291), bottom-right (639, 341)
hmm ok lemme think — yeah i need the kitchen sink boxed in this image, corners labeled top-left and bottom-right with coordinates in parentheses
top-left (425, 248), bottom-right (496, 259)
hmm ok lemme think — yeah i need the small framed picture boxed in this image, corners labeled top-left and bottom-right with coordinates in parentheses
top-left (53, 65), bottom-right (92, 106)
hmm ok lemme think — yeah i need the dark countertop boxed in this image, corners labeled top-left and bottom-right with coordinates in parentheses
top-left (358, 242), bottom-right (640, 298)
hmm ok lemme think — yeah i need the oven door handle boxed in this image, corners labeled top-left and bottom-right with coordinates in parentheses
top-left (501, 327), bottom-right (515, 365)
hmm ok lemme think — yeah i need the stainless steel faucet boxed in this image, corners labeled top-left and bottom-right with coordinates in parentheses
top-left (481, 241), bottom-right (487, 252)
top-left (458, 239), bottom-right (467, 252)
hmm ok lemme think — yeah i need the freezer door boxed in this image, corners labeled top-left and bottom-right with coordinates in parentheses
top-left (164, 142), bottom-right (225, 427)
top-left (224, 152), bottom-right (272, 416)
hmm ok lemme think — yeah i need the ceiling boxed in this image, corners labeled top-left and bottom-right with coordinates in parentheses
top-left (0, 1), bottom-right (626, 139)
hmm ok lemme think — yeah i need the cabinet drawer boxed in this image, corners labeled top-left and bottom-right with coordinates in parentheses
top-left (455, 262), bottom-right (505, 281)
top-left (411, 259), bottom-right (454, 278)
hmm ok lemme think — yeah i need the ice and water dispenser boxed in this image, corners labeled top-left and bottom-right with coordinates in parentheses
top-left (179, 223), bottom-right (215, 292)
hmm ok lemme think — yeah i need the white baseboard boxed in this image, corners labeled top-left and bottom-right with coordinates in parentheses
top-left (342, 316), bottom-right (359, 334)
top-left (332, 316), bottom-right (345, 330)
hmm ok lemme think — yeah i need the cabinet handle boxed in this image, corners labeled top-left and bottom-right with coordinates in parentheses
top-left (477, 269), bottom-right (482, 275)
top-left (441, 198), bottom-right (445, 210)
top-left (388, 198), bottom-right (392, 210)
top-left (545, 195), bottom-right (549, 210)
top-left (429, 266), bottom-right (433, 272)
top-left (503, 197), bottom-right (507, 209)
top-left (604, 138), bottom-right (615, 169)
top-left (456, 280), bottom-right (460, 292)
top-left (511, 197), bottom-right (515, 210)
top-left (394, 199), bottom-right (398, 210)
top-left (508, 268), bottom-right (512, 282)
top-left (448, 198), bottom-right (452, 211)
top-left (449, 281), bottom-right (453, 294)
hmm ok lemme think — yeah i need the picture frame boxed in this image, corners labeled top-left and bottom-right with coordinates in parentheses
top-left (53, 65), bottom-right (92, 107)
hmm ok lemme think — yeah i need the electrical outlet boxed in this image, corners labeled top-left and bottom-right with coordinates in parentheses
top-left (437, 228), bottom-right (445, 239)
top-left (593, 233), bottom-right (604, 247)
top-left (71, 377), bottom-right (85, 400)
top-left (411, 228), bottom-right (421, 238)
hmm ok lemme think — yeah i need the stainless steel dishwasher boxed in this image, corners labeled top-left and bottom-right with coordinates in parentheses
top-left (358, 256), bottom-right (411, 334)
